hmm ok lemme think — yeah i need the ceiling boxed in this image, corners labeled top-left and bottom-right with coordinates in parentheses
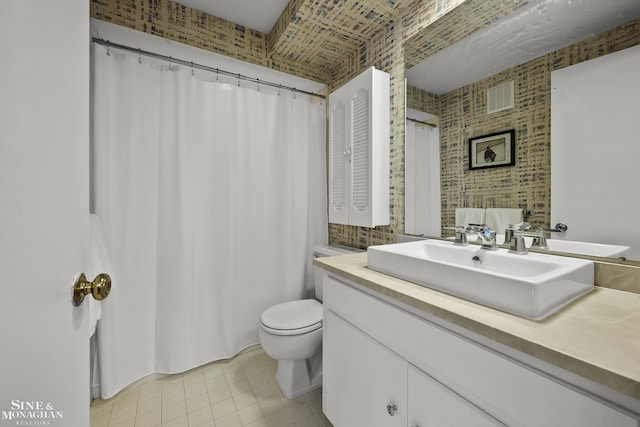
top-left (178, 0), bottom-right (290, 34)
top-left (177, 0), bottom-right (640, 92)
top-left (178, 0), bottom-right (401, 76)
top-left (405, 0), bottom-right (640, 95)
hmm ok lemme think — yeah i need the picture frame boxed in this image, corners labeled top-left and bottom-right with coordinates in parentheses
top-left (468, 129), bottom-right (515, 170)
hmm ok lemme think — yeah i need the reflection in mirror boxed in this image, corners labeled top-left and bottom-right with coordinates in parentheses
top-left (405, 107), bottom-right (440, 237)
top-left (403, 0), bottom-right (640, 261)
top-left (551, 45), bottom-right (640, 260)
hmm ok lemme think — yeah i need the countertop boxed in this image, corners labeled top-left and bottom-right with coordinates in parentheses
top-left (315, 252), bottom-right (640, 402)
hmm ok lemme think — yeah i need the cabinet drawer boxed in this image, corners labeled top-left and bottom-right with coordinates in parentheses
top-left (409, 365), bottom-right (505, 427)
top-left (324, 275), bottom-right (637, 426)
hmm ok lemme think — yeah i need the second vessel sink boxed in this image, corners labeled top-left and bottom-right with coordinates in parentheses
top-left (367, 239), bottom-right (594, 320)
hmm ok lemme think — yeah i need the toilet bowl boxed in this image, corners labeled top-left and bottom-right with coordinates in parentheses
top-left (258, 244), bottom-right (360, 399)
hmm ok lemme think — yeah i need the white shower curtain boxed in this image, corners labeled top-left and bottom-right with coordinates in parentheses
top-left (92, 48), bottom-right (327, 398)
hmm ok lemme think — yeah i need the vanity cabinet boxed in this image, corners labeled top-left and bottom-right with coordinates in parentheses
top-left (328, 66), bottom-right (390, 227)
top-left (322, 274), bottom-right (638, 427)
top-left (324, 310), bottom-right (406, 427)
top-left (408, 365), bottom-right (504, 427)
top-left (324, 309), bottom-right (501, 427)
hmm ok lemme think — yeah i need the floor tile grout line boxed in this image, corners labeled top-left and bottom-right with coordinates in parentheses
top-left (91, 346), bottom-right (331, 426)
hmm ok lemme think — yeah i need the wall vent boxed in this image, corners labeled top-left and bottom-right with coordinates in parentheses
top-left (487, 80), bottom-right (514, 114)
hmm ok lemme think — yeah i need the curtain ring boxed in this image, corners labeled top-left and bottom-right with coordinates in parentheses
top-left (257, 78), bottom-right (260, 92)
top-left (277, 85), bottom-right (281, 96)
top-left (106, 41), bottom-right (111, 56)
top-left (216, 68), bottom-right (219, 82)
top-left (191, 61), bottom-right (194, 76)
top-left (237, 73), bottom-right (241, 87)
top-left (169, 56), bottom-right (173, 71)
top-left (138, 48), bottom-right (142, 64)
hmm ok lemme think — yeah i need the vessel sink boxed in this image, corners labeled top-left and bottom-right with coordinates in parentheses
top-left (367, 239), bottom-right (594, 320)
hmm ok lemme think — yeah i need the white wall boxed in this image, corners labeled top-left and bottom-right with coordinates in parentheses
top-left (551, 45), bottom-right (640, 260)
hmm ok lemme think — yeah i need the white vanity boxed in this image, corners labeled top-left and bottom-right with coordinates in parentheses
top-left (316, 250), bottom-right (640, 427)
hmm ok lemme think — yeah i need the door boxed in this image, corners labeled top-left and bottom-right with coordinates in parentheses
top-left (323, 311), bottom-right (406, 427)
top-left (0, 2), bottom-right (90, 426)
top-left (328, 86), bottom-right (350, 225)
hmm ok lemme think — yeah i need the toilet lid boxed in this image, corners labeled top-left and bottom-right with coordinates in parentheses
top-left (260, 299), bottom-right (323, 334)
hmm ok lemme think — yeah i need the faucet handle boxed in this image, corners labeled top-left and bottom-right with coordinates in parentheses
top-left (517, 229), bottom-right (549, 249)
top-left (505, 223), bottom-right (525, 244)
top-left (455, 227), bottom-right (469, 246)
top-left (509, 232), bottom-right (528, 255)
top-left (531, 228), bottom-right (549, 249)
top-left (443, 226), bottom-right (469, 246)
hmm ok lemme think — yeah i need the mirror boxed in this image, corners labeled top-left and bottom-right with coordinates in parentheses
top-left (403, 0), bottom-right (640, 261)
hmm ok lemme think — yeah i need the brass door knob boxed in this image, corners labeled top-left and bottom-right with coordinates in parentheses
top-left (72, 273), bottom-right (111, 306)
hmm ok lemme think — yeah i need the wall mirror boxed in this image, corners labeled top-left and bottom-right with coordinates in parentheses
top-left (403, 0), bottom-right (640, 262)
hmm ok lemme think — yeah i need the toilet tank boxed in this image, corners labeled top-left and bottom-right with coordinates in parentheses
top-left (312, 244), bottom-right (362, 301)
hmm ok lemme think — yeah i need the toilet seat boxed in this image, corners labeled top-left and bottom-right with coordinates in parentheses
top-left (260, 299), bottom-right (323, 336)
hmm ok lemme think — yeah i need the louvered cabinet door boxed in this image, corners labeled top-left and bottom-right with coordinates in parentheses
top-left (349, 87), bottom-right (373, 227)
top-left (328, 86), bottom-right (350, 225)
top-left (328, 66), bottom-right (389, 228)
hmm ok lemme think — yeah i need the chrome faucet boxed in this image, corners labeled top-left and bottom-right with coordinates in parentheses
top-left (476, 227), bottom-right (498, 251)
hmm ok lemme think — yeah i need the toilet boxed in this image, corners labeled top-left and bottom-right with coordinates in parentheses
top-left (259, 244), bottom-right (360, 399)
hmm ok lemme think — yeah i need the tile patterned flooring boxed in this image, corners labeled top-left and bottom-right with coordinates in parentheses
top-left (90, 346), bottom-right (333, 427)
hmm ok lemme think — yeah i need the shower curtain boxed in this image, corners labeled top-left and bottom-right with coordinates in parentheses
top-left (91, 47), bottom-right (327, 398)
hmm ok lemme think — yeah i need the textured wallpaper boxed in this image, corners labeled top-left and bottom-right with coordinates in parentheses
top-left (90, 0), bottom-right (639, 248)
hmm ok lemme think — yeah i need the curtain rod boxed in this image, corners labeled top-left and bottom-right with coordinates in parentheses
top-left (92, 38), bottom-right (325, 99)
top-left (407, 117), bottom-right (437, 127)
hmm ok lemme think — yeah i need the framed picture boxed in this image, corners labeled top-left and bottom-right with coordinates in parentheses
top-left (468, 129), bottom-right (515, 170)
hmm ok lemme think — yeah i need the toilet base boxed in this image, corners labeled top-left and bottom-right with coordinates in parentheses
top-left (274, 351), bottom-right (322, 399)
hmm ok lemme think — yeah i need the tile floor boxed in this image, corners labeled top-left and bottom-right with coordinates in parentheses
top-left (90, 346), bottom-right (333, 427)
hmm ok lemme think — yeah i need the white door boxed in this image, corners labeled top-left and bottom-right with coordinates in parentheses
top-left (323, 311), bottom-right (406, 427)
top-left (0, 2), bottom-right (91, 426)
top-left (328, 86), bottom-right (350, 225)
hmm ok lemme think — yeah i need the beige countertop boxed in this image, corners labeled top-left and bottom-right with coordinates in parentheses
top-left (315, 252), bottom-right (640, 402)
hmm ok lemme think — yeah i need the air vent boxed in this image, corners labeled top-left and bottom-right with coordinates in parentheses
top-left (487, 80), bottom-right (514, 114)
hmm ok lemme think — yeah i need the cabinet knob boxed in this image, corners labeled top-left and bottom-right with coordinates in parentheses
top-left (386, 404), bottom-right (397, 416)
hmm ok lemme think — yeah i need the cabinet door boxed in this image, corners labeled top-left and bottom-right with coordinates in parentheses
top-left (408, 365), bottom-right (505, 427)
top-left (348, 85), bottom-right (373, 227)
top-left (328, 86), bottom-right (349, 225)
top-left (327, 66), bottom-right (389, 227)
top-left (324, 310), bottom-right (406, 427)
